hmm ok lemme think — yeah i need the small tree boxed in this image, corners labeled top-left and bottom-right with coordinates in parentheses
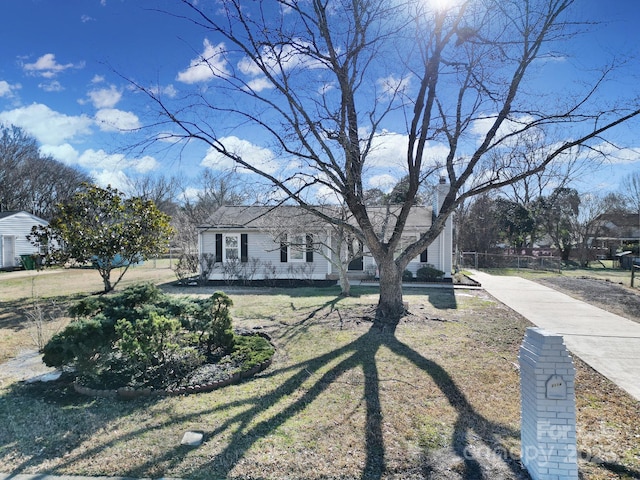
top-left (29, 184), bottom-right (174, 293)
top-left (537, 187), bottom-right (581, 262)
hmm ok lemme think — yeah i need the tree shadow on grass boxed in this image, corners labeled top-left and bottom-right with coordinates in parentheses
top-left (4, 321), bottom-right (635, 479)
top-left (0, 376), bottom-right (151, 475)
top-left (404, 286), bottom-right (458, 310)
top-left (74, 327), bottom-right (528, 479)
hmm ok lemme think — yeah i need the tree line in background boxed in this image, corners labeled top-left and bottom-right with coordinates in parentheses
top-left (0, 125), bottom-right (92, 219)
top-left (457, 175), bottom-right (640, 266)
top-left (3, 122), bottom-right (640, 277)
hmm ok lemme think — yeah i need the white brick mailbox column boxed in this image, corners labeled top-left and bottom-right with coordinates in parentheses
top-left (519, 327), bottom-right (578, 480)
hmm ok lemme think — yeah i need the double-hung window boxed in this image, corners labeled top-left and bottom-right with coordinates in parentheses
top-left (214, 233), bottom-right (248, 263)
top-left (224, 234), bottom-right (240, 261)
top-left (280, 233), bottom-right (314, 263)
top-left (289, 234), bottom-right (306, 262)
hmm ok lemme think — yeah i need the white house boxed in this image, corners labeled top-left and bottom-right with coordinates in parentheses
top-left (0, 211), bottom-right (48, 269)
top-left (197, 184), bottom-right (453, 282)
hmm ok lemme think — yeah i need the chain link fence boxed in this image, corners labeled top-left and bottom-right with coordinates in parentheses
top-left (460, 252), bottom-right (561, 272)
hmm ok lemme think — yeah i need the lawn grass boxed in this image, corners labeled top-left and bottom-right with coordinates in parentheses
top-left (1, 273), bottom-right (639, 479)
top-left (482, 263), bottom-right (637, 288)
top-left (0, 260), bottom-right (177, 364)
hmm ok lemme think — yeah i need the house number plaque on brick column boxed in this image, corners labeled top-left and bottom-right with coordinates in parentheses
top-left (519, 327), bottom-right (578, 480)
top-left (546, 374), bottom-right (567, 400)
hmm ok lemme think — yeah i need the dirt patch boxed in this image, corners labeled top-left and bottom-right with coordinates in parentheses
top-left (536, 276), bottom-right (640, 324)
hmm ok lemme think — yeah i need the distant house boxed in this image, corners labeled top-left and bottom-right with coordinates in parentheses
top-left (0, 211), bottom-right (48, 269)
top-left (197, 185), bottom-right (453, 282)
top-left (591, 213), bottom-right (640, 250)
top-left (591, 212), bottom-right (640, 268)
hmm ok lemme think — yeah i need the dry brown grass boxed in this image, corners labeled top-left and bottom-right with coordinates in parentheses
top-left (0, 272), bottom-right (638, 479)
top-left (0, 261), bottom-right (177, 364)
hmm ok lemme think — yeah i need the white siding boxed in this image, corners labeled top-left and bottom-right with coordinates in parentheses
top-left (0, 212), bottom-right (48, 268)
top-left (199, 230), bottom-right (329, 280)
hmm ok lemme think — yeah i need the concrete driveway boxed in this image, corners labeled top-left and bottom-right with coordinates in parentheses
top-left (469, 270), bottom-right (640, 402)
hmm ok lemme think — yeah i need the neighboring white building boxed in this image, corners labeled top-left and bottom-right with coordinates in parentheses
top-left (197, 185), bottom-right (453, 282)
top-left (0, 211), bottom-right (48, 269)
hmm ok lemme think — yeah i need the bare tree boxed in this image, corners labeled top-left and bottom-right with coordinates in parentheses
top-left (0, 125), bottom-right (91, 219)
top-left (170, 170), bottom-right (249, 276)
top-left (137, 0), bottom-right (640, 329)
top-left (0, 125), bottom-right (38, 212)
top-left (572, 193), bottom-right (610, 267)
top-left (125, 174), bottom-right (182, 217)
top-left (621, 171), bottom-right (640, 213)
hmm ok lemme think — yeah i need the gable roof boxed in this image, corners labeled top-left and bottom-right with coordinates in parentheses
top-left (0, 211), bottom-right (48, 224)
top-left (198, 205), bottom-right (433, 232)
top-left (0, 211), bottom-right (22, 220)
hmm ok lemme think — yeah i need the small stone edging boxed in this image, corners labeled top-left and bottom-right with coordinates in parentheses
top-left (73, 358), bottom-right (273, 400)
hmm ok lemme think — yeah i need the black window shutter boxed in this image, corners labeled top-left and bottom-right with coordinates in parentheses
top-left (280, 241), bottom-right (288, 262)
top-left (420, 248), bottom-right (428, 263)
top-left (215, 234), bottom-right (223, 262)
top-left (306, 234), bottom-right (314, 262)
top-left (241, 234), bottom-right (248, 262)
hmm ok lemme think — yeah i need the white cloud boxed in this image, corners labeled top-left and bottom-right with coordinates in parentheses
top-left (581, 142), bottom-right (640, 165)
top-left (368, 174), bottom-right (397, 192)
top-left (176, 39), bottom-right (229, 84)
top-left (0, 103), bottom-right (92, 145)
top-left (0, 80), bottom-right (21, 97)
top-left (201, 136), bottom-right (280, 174)
top-left (259, 41), bottom-right (327, 73)
top-left (365, 131), bottom-right (410, 169)
top-left (77, 149), bottom-right (127, 170)
top-left (471, 114), bottom-right (536, 142)
top-left (91, 75), bottom-right (105, 84)
top-left (134, 155), bottom-right (159, 173)
top-left (318, 83), bottom-right (335, 95)
top-left (245, 77), bottom-right (273, 92)
top-left (39, 143), bottom-right (79, 164)
top-left (76, 148), bottom-right (158, 173)
top-left (41, 144), bottom-right (158, 177)
top-left (94, 108), bottom-right (140, 132)
top-left (92, 169), bottom-right (130, 191)
top-left (22, 53), bottom-right (83, 78)
top-left (39, 80), bottom-right (64, 92)
top-left (377, 75), bottom-right (410, 97)
top-left (88, 85), bottom-right (122, 108)
top-left (148, 84), bottom-right (178, 98)
top-left (238, 56), bottom-right (262, 77)
top-left (236, 40), bottom-right (328, 92)
top-left (180, 186), bottom-right (201, 203)
top-left (362, 130), bottom-right (448, 172)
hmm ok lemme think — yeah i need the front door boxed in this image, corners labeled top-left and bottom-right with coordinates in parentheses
top-left (2, 235), bottom-right (16, 268)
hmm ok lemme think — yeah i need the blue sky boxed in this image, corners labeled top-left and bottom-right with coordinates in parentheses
top-left (1, 0), bottom-right (640, 200)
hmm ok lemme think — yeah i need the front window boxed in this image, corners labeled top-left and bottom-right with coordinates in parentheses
top-left (395, 235), bottom-right (417, 259)
top-left (289, 234), bottom-right (305, 262)
top-left (224, 234), bottom-right (239, 261)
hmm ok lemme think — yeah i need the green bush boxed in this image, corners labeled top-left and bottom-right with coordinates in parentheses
top-left (41, 284), bottom-right (273, 390)
top-left (416, 265), bottom-right (445, 281)
top-left (191, 292), bottom-right (235, 354)
top-left (42, 317), bottom-right (114, 372)
top-left (402, 269), bottom-right (414, 281)
top-left (115, 312), bottom-right (182, 367)
top-left (231, 334), bottom-right (275, 371)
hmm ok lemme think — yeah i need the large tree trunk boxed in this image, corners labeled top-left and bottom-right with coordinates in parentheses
top-left (374, 256), bottom-right (405, 332)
